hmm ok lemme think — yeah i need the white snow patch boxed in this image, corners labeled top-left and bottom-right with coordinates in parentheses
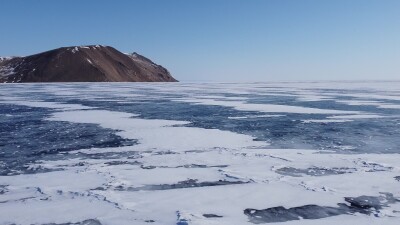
top-left (71, 47), bottom-right (79, 53)
top-left (337, 100), bottom-right (400, 109)
top-left (328, 114), bottom-right (385, 119)
top-left (174, 98), bottom-right (361, 114)
top-left (86, 58), bottom-right (93, 65)
top-left (302, 119), bottom-right (352, 123)
top-left (0, 64), bottom-right (16, 78)
top-left (47, 109), bottom-right (266, 151)
top-left (228, 114), bottom-right (285, 119)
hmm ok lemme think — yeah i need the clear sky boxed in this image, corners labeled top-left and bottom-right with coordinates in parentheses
top-left (1, 0), bottom-right (399, 81)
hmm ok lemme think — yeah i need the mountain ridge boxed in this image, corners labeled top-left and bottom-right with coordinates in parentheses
top-left (0, 45), bottom-right (177, 83)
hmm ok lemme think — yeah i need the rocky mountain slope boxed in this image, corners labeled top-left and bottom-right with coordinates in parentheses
top-left (0, 45), bottom-right (177, 82)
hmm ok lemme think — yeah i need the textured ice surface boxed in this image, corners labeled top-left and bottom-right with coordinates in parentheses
top-left (244, 193), bottom-right (399, 223)
top-left (1, 81), bottom-right (400, 225)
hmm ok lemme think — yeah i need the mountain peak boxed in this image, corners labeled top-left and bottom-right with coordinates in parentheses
top-left (0, 45), bottom-right (177, 83)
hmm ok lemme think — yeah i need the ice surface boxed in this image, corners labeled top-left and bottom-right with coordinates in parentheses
top-left (0, 81), bottom-right (400, 225)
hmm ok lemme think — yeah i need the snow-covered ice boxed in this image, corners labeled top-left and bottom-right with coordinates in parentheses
top-left (0, 81), bottom-right (400, 225)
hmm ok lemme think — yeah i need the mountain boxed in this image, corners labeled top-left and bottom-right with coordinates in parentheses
top-left (0, 45), bottom-right (177, 83)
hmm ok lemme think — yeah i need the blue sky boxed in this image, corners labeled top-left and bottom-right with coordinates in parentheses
top-left (1, 0), bottom-right (399, 81)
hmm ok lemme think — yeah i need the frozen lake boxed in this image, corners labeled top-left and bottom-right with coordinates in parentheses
top-left (1, 81), bottom-right (400, 224)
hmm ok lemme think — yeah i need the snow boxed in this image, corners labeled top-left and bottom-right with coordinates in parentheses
top-left (1, 82), bottom-right (400, 225)
top-left (327, 114), bottom-right (385, 119)
top-left (336, 100), bottom-right (400, 109)
top-left (47, 109), bottom-right (266, 151)
top-left (379, 104), bottom-right (400, 109)
top-left (174, 98), bottom-right (361, 114)
top-left (3, 143), bottom-right (396, 225)
top-left (71, 47), bottom-right (79, 53)
top-left (228, 114), bottom-right (285, 119)
top-left (0, 56), bottom-right (14, 62)
top-left (302, 119), bottom-right (352, 123)
top-left (0, 64), bottom-right (16, 78)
